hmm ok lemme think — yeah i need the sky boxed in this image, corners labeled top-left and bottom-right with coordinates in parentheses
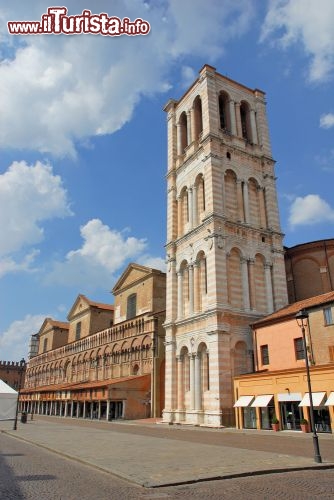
top-left (1, 0), bottom-right (334, 361)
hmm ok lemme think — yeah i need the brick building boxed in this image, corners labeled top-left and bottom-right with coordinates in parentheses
top-left (234, 291), bottom-right (334, 432)
top-left (163, 65), bottom-right (288, 427)
top-left (0, 361), bottom-right (26, 390)
top-left (21, 264), bottom-right (166, 420)
top-left (285, 239), bottom-right (334, 303)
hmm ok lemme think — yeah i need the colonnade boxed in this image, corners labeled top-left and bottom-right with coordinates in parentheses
top-left (177, 174), bottom-right (267, 240)
top-left (26, 341), bottom-right (152, 390)
top-left (176, 251), bottom-right (274, 320)
top-left (176, 348), bottom-right (208, 412)
top-left (21, 398), bottom-right (124, 420)
top-left (177, 257), bottom-right (207, 319)
top-left (176, 94), bottom-right (259, 158)
top-left (176, 96), bottom-right (203, 155)
top-left (237, 257), bottom-right (274, 313)
top-left (219, 94), bottom-right (259, 144)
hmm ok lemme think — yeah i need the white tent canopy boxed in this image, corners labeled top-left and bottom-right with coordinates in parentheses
top-left (0, 379), bottom-right (18, 420)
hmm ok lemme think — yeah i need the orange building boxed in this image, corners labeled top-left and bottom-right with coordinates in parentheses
top-left (21, 264), bottom-right (166, 421)
top-left (234, 291), bottom-right (334, 432)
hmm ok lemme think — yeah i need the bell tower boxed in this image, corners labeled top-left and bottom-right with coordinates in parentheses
top-left (163, 65), bottom-right (288, 426)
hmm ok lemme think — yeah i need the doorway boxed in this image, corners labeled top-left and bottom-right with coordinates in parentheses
top-left (280, 402), bottom-right (303, 430)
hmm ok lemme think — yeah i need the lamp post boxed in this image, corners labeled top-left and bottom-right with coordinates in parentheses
top-left (295, 310), bottom-right (322, 463)
top-left (13, 357), bottom-right (26, 431)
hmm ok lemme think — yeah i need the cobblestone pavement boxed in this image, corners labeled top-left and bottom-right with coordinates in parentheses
top-left (1, 416), bottom-right (334, 488)
top-left (1, 432), bottom-right (334, 500)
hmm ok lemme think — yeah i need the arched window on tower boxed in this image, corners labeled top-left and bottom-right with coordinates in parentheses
top-left (195, 252), bottom-right (207, 312)
top-left (193, 95), bottom-right (203, 139)
top-left (218, 92), bottom-right (231, 132)
top-left (194, 174), bottom-right (205, 226)
top-left (180, 346), bottom-right (190, 397)
top-left (179, 186), bottom-right (189, 235)
top-left (179, 111), bottom-right (188, 153)
top-left (240, 101), bottom-right (251, 142)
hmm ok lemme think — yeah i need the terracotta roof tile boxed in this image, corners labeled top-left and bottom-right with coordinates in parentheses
top-left (21, 374), bottom-right (150, 394)
top-left (49, 320), bottom-right (69, 330)
top-left (84, 296), bottom-right (114, 311)
top-left (253, 290), bottom-right (334, 327)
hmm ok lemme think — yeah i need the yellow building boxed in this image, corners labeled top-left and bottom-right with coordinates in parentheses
top-left (21, 264), bottom-right (166, 421)
top-left (234, 291), bottom-right (334, 432)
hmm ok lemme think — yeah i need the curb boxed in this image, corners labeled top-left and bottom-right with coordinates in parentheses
top-left (3, 429), bottom-right (334, 489)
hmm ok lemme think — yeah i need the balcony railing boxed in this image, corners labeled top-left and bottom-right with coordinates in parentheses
top-left (26, 313), bottom-right (156, 370)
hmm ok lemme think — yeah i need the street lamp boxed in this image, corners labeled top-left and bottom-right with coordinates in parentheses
top-left (13, 358), bottom-right (26, 431)
top-left (295, 310), bottom-right (322, 463)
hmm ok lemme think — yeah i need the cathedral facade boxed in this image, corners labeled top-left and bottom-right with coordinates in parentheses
top-left (163, 65), bottom-right (288, 426)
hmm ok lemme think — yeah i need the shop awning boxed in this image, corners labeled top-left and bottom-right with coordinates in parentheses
top-left (233, 395), bottom-right (254, 407)
top-left (299, 392), bottom-right (326, 407)
top-left (277, 392), bottom-right (302, 402)
top-left (251, 394), bottom-right (273, 407)
top-left (324, 392), bottom-right (334, 406)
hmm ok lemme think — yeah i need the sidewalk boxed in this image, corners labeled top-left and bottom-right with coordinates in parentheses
top-left (1, 417), bottom-right (333, 488)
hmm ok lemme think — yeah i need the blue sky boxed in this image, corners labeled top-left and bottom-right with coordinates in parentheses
top-left (1, 0), bottom-right (334, 361)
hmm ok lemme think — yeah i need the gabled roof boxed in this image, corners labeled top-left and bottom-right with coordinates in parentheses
top-left (112, 263), bottom-right (165, 294)
top-left (67, 294), bottom-right (114, 320)
top-left (253, 291), bottom-right (334, 328)
top-left (38, 318), bottom-right (69, 335)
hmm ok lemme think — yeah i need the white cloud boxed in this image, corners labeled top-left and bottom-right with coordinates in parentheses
top-left (0, 0), bottom-right (254, 156)
top-left (180, 65), bottom-right (196, 89)
top-left (45, 218), bottom-right (164, 288)
top-left (0, 250), bottom-right (40, 278)
top-left (68, 219), bottom-right (147, 270)
top-left (289, 194), bottom-right (334, 227)
top-left (315, 148), bottom-right (334, 172)
top-left (167, 0), bottom-right (254, 59)
top-left (0, 314), bottom-right (45, 361)
top-left (320, 113), bottom-right (334, 129)
top-left (261, 0), bottom-right (334, 82)
top-left (0, 160), bottom-right (72, 275)
top-left (138, 255), bottom-right (166, 272)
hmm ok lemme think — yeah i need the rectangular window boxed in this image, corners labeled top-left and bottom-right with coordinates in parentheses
top-left (294, 337), bottom-right (305, 360)
top-left (329, 346), bottom-right (334, 362)
top-left (260, 345), bottom-right (269, 365)
top-left (324, 307), bottom-right (333, 326)
top-left (127, 293), bottom-right (137, 320)
top-left (43, 338), bottom-right (48, 353)
top-left (75, 321), bottom-right (81, 341)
